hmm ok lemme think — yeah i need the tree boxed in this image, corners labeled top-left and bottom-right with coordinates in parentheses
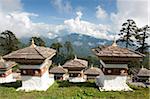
top-left (135, 25), bottom-right (150, 53)
top-left (0, 30), bottom-right (20, 55)
top-left (86, 56), bottom-right (100, 67)
top-left (29, 37), bottom-right (46, 47)
top-left (64, 41), bottom-right (73, 54)
top-left (50, 42), bottom-right (64, 65)
top-left (50, 42), bottom-right (63, 53)
top-left (64, 41), bottom-right (74, 60)
top-left (117, 19), bottom-right (137, 48)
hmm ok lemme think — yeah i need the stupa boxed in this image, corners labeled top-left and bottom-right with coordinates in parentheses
top-left (4, 39), bottom-right (56, 91)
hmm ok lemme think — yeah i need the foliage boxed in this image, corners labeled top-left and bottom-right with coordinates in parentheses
top-left (0, 81), bottom-right (149, 99)
top-left (85, 56), bottom-right (100, 67)
top-left (51, 41), bottom-right (75, 65)
top-left (128, 59), bottom-right (141, 69)
top-left (64, 41), bottom-right (75, 60)
top-left (29, 37), bottom-right (46, 47)
top-left (135, 25), bottom-right (150, 54)
top-left (142, 52), bottom-right (150, 69)
top-left (0, 30), bottom-right (20, 55)
top-left (117, 19), bottom-right (137, 48)
top-left (50, 42), bottom-right (63, 53)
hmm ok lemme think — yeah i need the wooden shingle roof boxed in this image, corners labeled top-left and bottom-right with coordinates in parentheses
top-left (0, 57), bottom-right (16, 70)
top-left (63, 56), bottom-right (88, 68)
top-left (84, 66), bottom-right (103, 75)
top-left (3, 39), bottom-right (56, 60)
top-left (137, 68), bottom-right (150, 77)
top-left (50, 65), bottom-right (67, 74)
top-left (92, 41), bottom-right (144, 58)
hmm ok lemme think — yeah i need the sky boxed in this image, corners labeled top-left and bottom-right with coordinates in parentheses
top-left (0, 0), bottom-right (149, 40)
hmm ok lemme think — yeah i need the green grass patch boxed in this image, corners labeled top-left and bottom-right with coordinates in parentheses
top-left (0, 80), bottom-right (149, 99)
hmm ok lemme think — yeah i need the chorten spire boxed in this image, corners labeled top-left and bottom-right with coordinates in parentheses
top-left (74, 55), bottom-right (77, 60)
top-left (112, 37), bottom-right (117, 47)
top-left (141, 65), bottom-right (144, 70)
top-left (58, 63), bottom-right (61, 67)
top-left (30, 38), bottom-right (36, 47)
top-left (91, 64), bottom-right (93, 69)
top-left (0, 56), bottom-right (4, 62)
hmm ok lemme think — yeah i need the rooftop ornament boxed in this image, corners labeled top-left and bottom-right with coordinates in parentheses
top-left (0, 56), bottom-right (4, 63)
top-left (112, 37), bottom-right (117, 47)
top-left (30, 38), bottom-right (36, 48)
top-left (74, 55), bottom-right (77, 60)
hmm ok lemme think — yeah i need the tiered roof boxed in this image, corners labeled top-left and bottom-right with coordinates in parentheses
top-left (0, 57), bottom-right (16, 70)
top-left (84, 66), bottom-right (103, 75)
top-left (3, 39), bottom-right (56, 64)
top-left (92, 40), bottom-right (144, 63)
top-left (50, 64), bottom-right (67, 74)
top-left (137, 67), bottom-right (150, 77)
top-left (63, 56), bottom-right (88, 68)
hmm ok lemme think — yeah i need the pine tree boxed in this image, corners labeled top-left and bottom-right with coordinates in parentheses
top-left (117, 19), bottom-right (137, 48)
top-left (136, 25), bottom-right (150, 53)
top-left (0, 30), bottom-right (20, 55)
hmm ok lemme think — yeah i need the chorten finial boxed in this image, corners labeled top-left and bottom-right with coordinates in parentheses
top-left (58, 63), bottom-right (61, 67)
top-left (112, 37), bottom-right (117, 47)
top-left (91, 64), bottom-right (93, 69)
top-left (0, 56), bottom-right (4, 62)
top-left (30, 38), bottom-right (36, 47)
top-left (141, 65), bottom-right (144, 69)
top-left (74, 55), bottom-right (77, 60)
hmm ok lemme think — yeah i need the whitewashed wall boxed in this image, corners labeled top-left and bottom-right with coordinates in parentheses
top-left (16, 70), bottom-right (54, 92)
top-left (96, 75), bottom-right (132, 91)
top-left (0, 73), bottom-right (16, 83)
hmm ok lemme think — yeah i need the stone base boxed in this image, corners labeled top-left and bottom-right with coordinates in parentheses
top-left (96, 75), bottom-right (132, 91)
top-left (69, 76), bottom-right (86, 83)
top-left (16, 71), bottom-right (54, 92)
top-left (0, 74), bottom-right (16, 83)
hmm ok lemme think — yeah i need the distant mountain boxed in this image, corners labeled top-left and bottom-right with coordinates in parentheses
top-left (20, 33), bottom-right (111, 57)
top-left (50, 33), bottom-right (112, 56)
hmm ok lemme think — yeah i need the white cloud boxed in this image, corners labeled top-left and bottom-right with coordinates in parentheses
top-left (64, 11), bottom-right (113, 40)
top-left (0, 0), bottom-right (66, 38)
top-left (110, 0), bottom-right (150, 33)
top-left (88, 42), bottom-right (94, 46)
top-left (97, 41), bottom-right (106, 45)
top-left (51, 0), bottom-right (72, 13)
top-left (0, 0), bottom-right (114, 40)
top-left (73, 41), bottom-right (83, 46)
top-left (96, 5), bottom-right (108, 19)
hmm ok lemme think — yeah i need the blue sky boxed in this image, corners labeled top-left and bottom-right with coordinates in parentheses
top-left (0, 0), bottom-right (149, 39)
top-left (22, 0), bottom-right (117, 24)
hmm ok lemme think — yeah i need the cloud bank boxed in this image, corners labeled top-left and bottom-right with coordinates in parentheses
top-left (0, 0), bottom-right (149, 41)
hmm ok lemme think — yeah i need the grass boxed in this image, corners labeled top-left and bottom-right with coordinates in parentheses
top-left (0, 80), bottom-right (149, 99)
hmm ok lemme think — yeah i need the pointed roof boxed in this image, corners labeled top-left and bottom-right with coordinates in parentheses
top-left (112, 38), bottom-right (117, 47)
top-left (63, 56), bottom-right (88, 68)
top-left (137, 67), bottom-right (150, 77)
top-left (84, 66), bottom-right (103, 75)
top-left (3, 39), bottom-right (56, 60)
top-left (92, 41), bottom-right (144, 58)
top-left (0, 56), bottom-right (16, 70)
top-left (50, 64), bottom-right (67, 74)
